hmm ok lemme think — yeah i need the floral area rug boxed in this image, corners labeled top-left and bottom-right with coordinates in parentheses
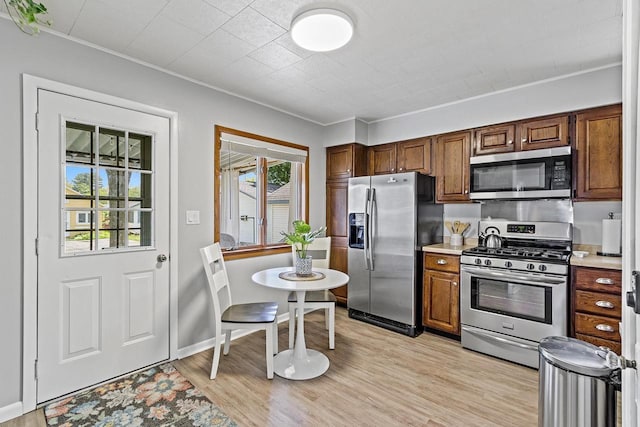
top-left (44, 363), bottom-right (236, 426)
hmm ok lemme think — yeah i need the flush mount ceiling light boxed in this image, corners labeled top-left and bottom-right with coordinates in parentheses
top-left (291, 8), bottom-right (354, 52)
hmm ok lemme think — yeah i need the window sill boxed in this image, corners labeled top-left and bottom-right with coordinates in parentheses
top-left (222, 244), bottom-right (291, 261)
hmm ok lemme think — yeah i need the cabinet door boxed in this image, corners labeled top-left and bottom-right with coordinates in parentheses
top-left (473, 124), bottom-right (516, 156)
top-left (435, 131), bottom-right (471, 203)
top-left (396, 137), bottom-right (432, 174)
top-left (326, 145), bottom-right (354, 180)
top-left (422, 270), bottom-right (460, 335)
top-left (518, 115), bottom-right (569, 150)
top-left (368, 143), bottom-right (397, 175)
top-left (575, 105), bottom-right (622, 200)
top-left (329, 243), bottom-right (348, 304)
top-left (326, 181), bottom-right (348, 238)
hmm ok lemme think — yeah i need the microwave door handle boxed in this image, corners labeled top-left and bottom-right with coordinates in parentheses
top-left (364, 188), bottom-right (370, 270)
top-left (369, 188), bottom-right (376, 271)
top-left (461, 266), bottom-right (566, 285)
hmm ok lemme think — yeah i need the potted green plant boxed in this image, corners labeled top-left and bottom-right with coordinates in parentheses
top-left (281, 220), bottom-right (326, 276)
top-left (4, 0), bottom-right (51, 34)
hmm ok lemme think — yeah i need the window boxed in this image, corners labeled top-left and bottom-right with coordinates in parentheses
top-left (76, 211), bottom-right (91, 225)
top-left (214, 126), bottom-right (309, 258)
top-left (64, 121), bottom-right (154, 255)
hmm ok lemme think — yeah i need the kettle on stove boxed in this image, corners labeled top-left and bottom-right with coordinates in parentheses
top-left (481, 226), bottom-right (503, 248)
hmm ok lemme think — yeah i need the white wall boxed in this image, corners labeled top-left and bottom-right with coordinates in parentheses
top-left (0, 18), bottom-right (325, 410)
top-left (368, 65), bottom-right (622, 144)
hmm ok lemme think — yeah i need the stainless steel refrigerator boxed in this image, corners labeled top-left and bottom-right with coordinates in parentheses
top-left (347, 172), bottom-right (443, 336)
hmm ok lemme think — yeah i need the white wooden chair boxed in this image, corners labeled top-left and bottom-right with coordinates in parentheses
top-left (200, 242), bottom-right (279, 379)
top-left (288, 236), bottom-right (336, 349)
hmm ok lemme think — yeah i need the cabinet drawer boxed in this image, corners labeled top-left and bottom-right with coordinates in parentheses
top-left (574, 312), bottom-right (620, 341)
top-left (575, 334), bottom-right (621, 355)
top-left (574, 267), bottom-right (621, 294)
top-left (424, 254), bottom-right (459, 273)
top-left (575, 290), bottom-right (622, 318)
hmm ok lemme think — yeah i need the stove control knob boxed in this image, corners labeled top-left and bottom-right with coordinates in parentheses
top-left (504, 261), bottom-right (512, 268)
top-left (538, 265), bottom-right (547, 272)
top-left (484, 259), bottom-right (492, 266)
top-left (475, 258), bottom-right (482, 265)
top-left (527, 263), bottom-right (536, 270)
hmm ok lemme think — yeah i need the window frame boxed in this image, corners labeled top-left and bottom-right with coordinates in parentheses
top-left (214, 125), bottom-right (309, 260)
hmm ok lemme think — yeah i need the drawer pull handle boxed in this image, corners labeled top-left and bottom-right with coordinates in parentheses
top-left (452, 281), bottom-right (458, 287)
top-left (595, 278), bottom-right (614, 285)
top-left (437, 259), bottom-right (448, 265)
top-left (595, 324), bottom-right (614, 332)
top-left (595, 300), bottom-right (615, 309)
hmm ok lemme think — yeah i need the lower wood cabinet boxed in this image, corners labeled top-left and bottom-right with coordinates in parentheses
top-left (571, 266), bottom-right (622, 354)
top-left (423, 253), bottom-right (460, 335)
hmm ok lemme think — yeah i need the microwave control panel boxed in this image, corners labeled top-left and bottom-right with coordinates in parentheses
top-left (551, 158), bottom-right (571, 189)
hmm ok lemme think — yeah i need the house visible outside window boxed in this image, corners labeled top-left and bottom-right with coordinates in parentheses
top-left (64, 122), bottom-right (153, 254)
top-left (215, 126), bottom-right (308, 258)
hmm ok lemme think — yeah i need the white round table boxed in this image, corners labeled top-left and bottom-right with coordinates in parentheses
top-left (251, 267), bottom-right (349, 380)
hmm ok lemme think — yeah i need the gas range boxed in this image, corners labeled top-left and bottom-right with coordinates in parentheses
top-left (459, 219), bottom-right (573, 368)
top-left (461, 220), bottom-right (573, 276)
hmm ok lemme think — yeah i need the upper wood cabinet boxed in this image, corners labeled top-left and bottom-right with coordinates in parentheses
top-left (518, 115), bottom-right (569, 151)
top-left (397, 137), bottom-right (432, 174)
top-left (435, 131), bottom-right (471, 203)
top-left (473, 116), bottom-right (569, 156)
top-left (326, 143), bottom-right (367, 180)
top-left (368, 143), bottom-right (397, 175)
top-left (575, 104), bottom-right (622, 200)
top-left (473, 124), bottom-right (516, 156)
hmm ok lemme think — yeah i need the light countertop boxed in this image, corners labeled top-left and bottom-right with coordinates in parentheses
top-left (571, 244), bottom-right (622, 270)
top-left (422, 238), bottom-right (478, 256)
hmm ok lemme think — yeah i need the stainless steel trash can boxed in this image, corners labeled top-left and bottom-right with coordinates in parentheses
top-left (538, 336), bottom-right (620, 427)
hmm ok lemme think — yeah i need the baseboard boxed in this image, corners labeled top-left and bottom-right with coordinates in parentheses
top-left (177, 312), bottom-right (291, 359)
top-left (0, 401), bottom-right (23, 423)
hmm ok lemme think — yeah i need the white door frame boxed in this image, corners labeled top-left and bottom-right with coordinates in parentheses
top-left (21, 74), bottom-right (179, 412)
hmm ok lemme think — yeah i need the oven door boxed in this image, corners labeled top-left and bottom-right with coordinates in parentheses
top-left (460, 265), bottom-right (567, 342)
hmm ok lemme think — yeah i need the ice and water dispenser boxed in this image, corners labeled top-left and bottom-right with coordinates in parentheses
top-left (349, 213), bottom-right (365, 249)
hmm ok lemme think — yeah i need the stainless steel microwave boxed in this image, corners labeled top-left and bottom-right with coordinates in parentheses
top-left (469, 146), bottom-right (571, 200)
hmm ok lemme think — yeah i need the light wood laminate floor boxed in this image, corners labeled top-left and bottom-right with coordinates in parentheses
top-left (5, 307), bottom-right (540, 426)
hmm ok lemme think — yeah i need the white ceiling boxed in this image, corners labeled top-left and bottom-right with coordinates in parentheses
top-left (2, 0), bottom-right (622, 125)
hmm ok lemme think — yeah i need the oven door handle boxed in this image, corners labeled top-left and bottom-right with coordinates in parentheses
top-left (461, 266), bottom-right (566, 285)
top-left (462, 326), bottom-right (539, 351)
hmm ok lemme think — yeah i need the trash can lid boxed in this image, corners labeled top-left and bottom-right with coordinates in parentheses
top-left (538, 336), bottom-right (615, 377)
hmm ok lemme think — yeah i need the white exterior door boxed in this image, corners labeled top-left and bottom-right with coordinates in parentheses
top-left (36, 89), bottom-right (170, 403)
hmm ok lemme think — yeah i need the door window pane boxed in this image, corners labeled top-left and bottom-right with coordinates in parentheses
top-left (128, 133), bottom-right (152, 171)
top-left (65, 122), bottom-right (95, 164)
top-left (62, 121), bottom-right (154, 255)
top-left (99, 129), bottom-right (126, 167)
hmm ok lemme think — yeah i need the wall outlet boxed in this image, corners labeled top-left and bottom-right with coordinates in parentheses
top-left (186, 210), bottom-right (200, 225)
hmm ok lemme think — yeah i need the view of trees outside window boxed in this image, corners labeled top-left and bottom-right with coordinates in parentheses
top-left (63, 122), bottom-right (152, 254)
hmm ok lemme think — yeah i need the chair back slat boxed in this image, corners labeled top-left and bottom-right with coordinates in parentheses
top-left (291, 236), bottom-right (331, 269)
top-left (200, 243), bottom-right (233, 320)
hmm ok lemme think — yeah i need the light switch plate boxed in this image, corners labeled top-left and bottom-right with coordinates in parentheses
top-left (186, 210), bottom-right (200, 225)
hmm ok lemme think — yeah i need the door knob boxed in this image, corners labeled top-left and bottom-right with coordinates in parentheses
top-left (157, 254), bottom-right (168, 263)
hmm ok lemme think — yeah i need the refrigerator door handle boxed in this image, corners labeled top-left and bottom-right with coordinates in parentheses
top-left (369, 188), bottom-right (376, 271)
top-left (364, 188), bottom-right (371, 270)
